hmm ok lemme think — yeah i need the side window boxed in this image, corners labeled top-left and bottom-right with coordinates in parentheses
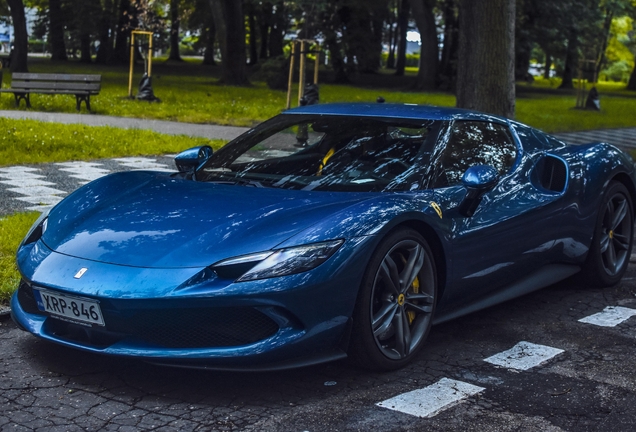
top-left (439, 121), bottom-right (517, 185)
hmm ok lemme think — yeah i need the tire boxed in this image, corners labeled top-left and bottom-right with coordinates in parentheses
top-left (349, 228), bottom-right (437, 371)
top-left (581, 181), bottom-right (634, 287)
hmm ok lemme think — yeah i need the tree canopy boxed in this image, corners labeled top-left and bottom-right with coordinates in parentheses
top-left (1, 0), bottom-right (636, 111)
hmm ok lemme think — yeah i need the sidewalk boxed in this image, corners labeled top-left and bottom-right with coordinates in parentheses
top-left (0, 110), bottom-right (249, 142)
top-left (2, 109), bottom-right (636, 150)
top-left (554, 128), bottom-right (636, 150)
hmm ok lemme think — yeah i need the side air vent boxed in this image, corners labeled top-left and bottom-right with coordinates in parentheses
top-left (532, 155), bottom-right (568, 193)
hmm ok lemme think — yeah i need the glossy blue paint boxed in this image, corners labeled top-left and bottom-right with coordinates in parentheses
top-left (12, 104), bottom-right (636, 370)
top-left (462, 165), bottom-right (499, 190)
top-left (174, 145), bottom-right (213, 173)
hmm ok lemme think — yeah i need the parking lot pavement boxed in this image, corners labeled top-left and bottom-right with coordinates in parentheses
top-left (2, 263), bottom-right (636, 430)
top-left (0, 156), bottom-right (177, 216)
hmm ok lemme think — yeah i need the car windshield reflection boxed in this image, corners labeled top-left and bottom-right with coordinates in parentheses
top-left (200, 115), bottom-right (440, 192)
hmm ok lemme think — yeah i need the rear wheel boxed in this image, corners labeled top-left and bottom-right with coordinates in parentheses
top-left (581, 181), bottom-right (633, 287)
top-left (349, 228), bottom-right (437, 371)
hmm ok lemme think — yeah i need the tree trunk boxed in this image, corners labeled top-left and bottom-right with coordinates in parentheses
top-left (558, 32), bottom-right (577, 89)
top-left (325, 30), bottom-right (349, 83)
top-left (80, 35), bottom-right (92, 63)
top-left (439, 0), bottom-right (459, 89)
top-left (248, 6), bottom-right (258, 65)
top-left (259, 3), bottom-right (271, 60)
top-left (386, 0), bottom-right (397, 69)
top-left (95, 0), bottom-right (114, 63)
top-left (543, 53), bottom-right (552, 79)
top-left (456, 0), bottom-right (515, 118)
top-left (394, 0), bottom-right (410, 76)
top-left (268, 2), bottom-right (286, 57)
top-left (202, 20), bottom-right (216, 65)
top-left (411, 0), bottom-right (438, 90)
top-left (7, 0), bottom-right (28, 72)
top-left (168, 0), bottom-right (182, 61)
top-left (48, 0), bottom-right (67, 61)
top-left (208, 0), bottom-right (249, 85)
top-left (627, 56), bottom-right (636, 90)
top-left (594, 10), bottom-right (613, 83)
top-left (113, 0), bottom-right (132, 63)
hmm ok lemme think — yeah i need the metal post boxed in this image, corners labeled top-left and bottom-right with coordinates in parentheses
top-left (286, 42), bottom-right (296, 110)
top-left (128, 33), bottom-right (135, 97)
top-left (313, 48), bottom-right (320, 84)
top-left (148, 34), bottom-right (153, 77)
top-left (298, 40), bottom-right (306, 106)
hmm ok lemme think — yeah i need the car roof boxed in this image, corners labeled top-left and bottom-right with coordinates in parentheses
top-left (284, 103), bottom-right (510, 123)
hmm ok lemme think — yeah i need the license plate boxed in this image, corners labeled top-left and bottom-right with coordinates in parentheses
top-left (34, 288), bottom-right (105, 326)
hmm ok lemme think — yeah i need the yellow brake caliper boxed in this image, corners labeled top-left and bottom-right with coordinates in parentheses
top-left (408, 276), bottom-right (419, 324)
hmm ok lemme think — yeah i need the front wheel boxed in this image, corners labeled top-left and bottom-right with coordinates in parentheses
top-left (581, 181), bottom-right (634, 287)
top-left (349, 228), bottom-right (437, 371)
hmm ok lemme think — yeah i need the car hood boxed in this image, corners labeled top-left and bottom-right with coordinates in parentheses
top-left (43, 171), bottom-right (375, 268)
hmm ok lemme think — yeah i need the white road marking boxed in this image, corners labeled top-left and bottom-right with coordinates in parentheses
top-left (113, 157), bottom-right (174, 172)
top-left (0, 166), bottom-right (67, 212)
top-left (484, 341), bottom-right (564, 371)
top-left (376, 378), bottom-right (485, 418)
top-left (56, 161), bottom-right (111, 183)
top-left (578, 306), bottom-right (636, 327)
top-left (0, 178), bottom-right (57, 187)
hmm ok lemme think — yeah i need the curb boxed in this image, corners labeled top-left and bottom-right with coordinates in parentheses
top-left (0, 305), bottom-right (11, 319)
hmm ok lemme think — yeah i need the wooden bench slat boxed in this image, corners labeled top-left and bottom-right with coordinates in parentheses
top-left (10, 81), bottom-right (101, 92)
top-left (4, 72), bottom-right (102, 111)
top-left (12, 73), bottom-right (102, 82)
top-left (0, 89), bottom-right (97, 95)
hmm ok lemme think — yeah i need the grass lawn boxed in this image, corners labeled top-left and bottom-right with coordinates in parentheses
top-left (0, 57), bottom-right (635, 133)
top-left (0, 117), bottom-right (224, 166)
top-left (0, 212), bottom-right (39, 305)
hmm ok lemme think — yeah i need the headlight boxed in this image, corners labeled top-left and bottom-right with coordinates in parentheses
top-left (213, 240), bottom-right (344, 282)
top-left (21, 209), bottom-right (50, 246)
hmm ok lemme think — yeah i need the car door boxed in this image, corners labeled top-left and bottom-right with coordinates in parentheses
top-left (432, 120), bottom-right (575, 312)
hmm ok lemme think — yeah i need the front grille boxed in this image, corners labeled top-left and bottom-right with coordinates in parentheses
top-left (107, 306), bottom-right (279, 348)
top-left (45, 305), bottom-right (279, 349)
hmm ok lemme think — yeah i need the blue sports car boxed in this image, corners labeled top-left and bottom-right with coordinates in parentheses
top-left (11, 103), bottom-right (636, 371)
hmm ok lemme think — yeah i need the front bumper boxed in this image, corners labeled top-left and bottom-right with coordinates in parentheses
top-left (12, 237), bottom-right (374, 370)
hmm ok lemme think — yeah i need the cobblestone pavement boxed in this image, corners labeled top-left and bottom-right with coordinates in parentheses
top-left (2, 266), bottom-right (636, 431)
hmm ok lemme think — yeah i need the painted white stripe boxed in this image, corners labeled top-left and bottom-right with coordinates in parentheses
top-left (578, 306), bottom-right (636, 327)
top-left (113, 157), bottom-right (174, 172)
top-left (376, 378), bottom-right (485, 418)
top-left (0, 166), bottom-right (66, 213)
top-left (14, 195), bottom-right (65, 205)
top-left (56, 162), bottom-right (111, 182)
top-left (0, 166), bottom-right (40, 174)
top-left (0, 178), bottom-right (57, 187)
top-left (25, 204), bottom-right (56, 212)
top-left (7, 186), bottom-right (67, 197)
top-left (484, 341), bottom-right (564, 371)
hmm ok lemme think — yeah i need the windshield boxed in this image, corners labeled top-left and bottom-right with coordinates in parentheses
top-left (198, 114), bottom-right (441, 192)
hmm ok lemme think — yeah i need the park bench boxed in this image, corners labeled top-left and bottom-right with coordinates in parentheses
top-left (0, 73), bottom-right (101, 111)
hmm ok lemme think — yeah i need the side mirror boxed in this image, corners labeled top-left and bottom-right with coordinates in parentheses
top-left (174, 146), bottom-right (213, 174)
top-left (458, 165), bottom-right (499, 217)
